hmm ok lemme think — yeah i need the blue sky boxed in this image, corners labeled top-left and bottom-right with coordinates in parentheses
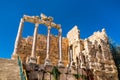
top-left (0, 0), bottom-right (120, 58)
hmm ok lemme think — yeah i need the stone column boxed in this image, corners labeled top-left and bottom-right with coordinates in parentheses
top-left (29, 23), bottom-right (39, 63)
top-left (12, 18), bottom-right (24, 59)
top-left (70, 46), bottom-right (73, 66)
top-left (58, 28), bottom-right (64, 67)
top-left (69, 46), bottom-right (75, 68)
top-left (44, 26), bottom-right (52, 66)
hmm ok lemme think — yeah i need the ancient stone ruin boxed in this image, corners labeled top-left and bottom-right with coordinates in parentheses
top-left (12, 13), bottom-right (64, 67)
top-left (0, 13), bottom-right (118, 80)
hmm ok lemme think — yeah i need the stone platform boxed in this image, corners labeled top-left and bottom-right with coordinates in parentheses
top-left (0, 58), bottom-right (21, 80)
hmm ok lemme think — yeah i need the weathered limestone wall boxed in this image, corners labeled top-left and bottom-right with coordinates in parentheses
top-left (81, 29), bottom-right (118, 80)
top-left (13, 34), bottom-right (69, 66)
top-left (67, 25), bottom-right (80, 45)
top-left (67, 26), bottom-right (81, 63)
top-left (0, 58), bottom-right (21, 80)
top-left (67, 26), bottom-right (118, 80)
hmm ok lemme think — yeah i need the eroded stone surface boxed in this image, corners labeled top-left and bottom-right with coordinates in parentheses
top-left (0, 58), bottom-right (21, 80)
top-left (12, 34), bottom-right (69, 66)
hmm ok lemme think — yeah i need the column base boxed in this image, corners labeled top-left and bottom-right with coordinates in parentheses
top-left (58, 60), bottom-right (64, 68)
top-left (29, 57), bottom-right (37, 64)
top-left (69, 61), bottom-right (76, 69)
top-left (80, 63), bottom-right (86, 69)
top-left (44, 58), bottom-right (52, 67)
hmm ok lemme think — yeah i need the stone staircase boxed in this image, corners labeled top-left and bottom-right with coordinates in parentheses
top-left (0, 58), bottom-right (21, 80)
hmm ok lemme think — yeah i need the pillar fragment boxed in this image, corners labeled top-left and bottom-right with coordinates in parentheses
top-left (44, 26), bottom-right (52, 66)
top-left (12, 18), bottom-right (24, 59)
top-left (29, 23), bottom-right (39, 63)
top-left (58, 28), bottom-right (64, 67)
top-left (69, 46), bottom-right (75, 68)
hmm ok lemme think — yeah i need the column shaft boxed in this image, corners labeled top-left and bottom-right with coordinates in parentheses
top-left (13, 18), bottom-right (24, 55)
top-left (59, 28), bottom-right (62, 62)
top-left (46, 26), bottom-right (51, 59)
top-left (70, 48), bottom-right (73, 62)
top-left (44, 26), bottom-right (52, 66)
top-left (70, 46), bottom-right (74, 67)
top-left (31, 24), bottom-right (39, 58)
top-left (58, 28), bottom-right (64, 67)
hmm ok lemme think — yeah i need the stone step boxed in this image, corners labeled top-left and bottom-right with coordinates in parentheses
top-left (0, 58), bottom-right (21, 80)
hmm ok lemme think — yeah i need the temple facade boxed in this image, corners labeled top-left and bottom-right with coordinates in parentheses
top-left (11, 13), bottom-right (118, 80)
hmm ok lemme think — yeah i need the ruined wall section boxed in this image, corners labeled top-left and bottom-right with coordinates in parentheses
top-left (14, 34), bottom-right (69, 66)
top-left (67, 26), bottom-right (80, 45)
top-left (82, 29), bottom-right (118, 80)
top-left (67, 26), bottom-right (81, 63)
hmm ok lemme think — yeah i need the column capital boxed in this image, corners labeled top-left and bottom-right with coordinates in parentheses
top-left (58, 28), bottom-right (62, 36)
top-left (20, 18), bottom-right (25, 23)
top-left (48, 26), bottom-right (51, 30)
top-left (59, 28), bottom-right (62, 33)
top-left (35, 23), bottom-right (39, 27)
